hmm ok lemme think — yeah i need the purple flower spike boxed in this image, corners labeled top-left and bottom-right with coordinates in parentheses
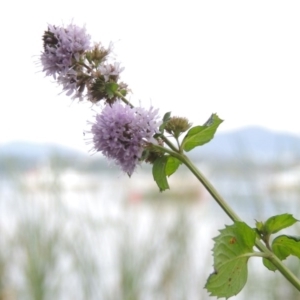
top-left (91, 102), bottom-right (161, 175)
top-left (41, 24), bottom-right (91, 77)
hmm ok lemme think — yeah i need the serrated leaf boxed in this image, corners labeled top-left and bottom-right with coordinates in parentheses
top-left (272, 235), bottom-right (300, 260)
top-left (165, 156), bottom-right (181, 177)
top-left (205, 222), bottom-right (256, 299)
top-left (265, 214), bottom-right (298, 235)
top-left (152, 156), bottom-right (169, 192)
top-left (182, 113), bottom-right (223, 152)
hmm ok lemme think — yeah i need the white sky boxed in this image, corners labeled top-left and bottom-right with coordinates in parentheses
top-left (1, 1), bottom-right (300, 152)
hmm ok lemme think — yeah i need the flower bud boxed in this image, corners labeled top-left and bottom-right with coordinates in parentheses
top-left (165, 117), bottom-right (192, 139)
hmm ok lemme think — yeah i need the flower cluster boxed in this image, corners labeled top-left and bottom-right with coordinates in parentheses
top-left (91, 102), bottom-right (161, 175)
top-left (41, 23), bottom-right (162, 175)
top-left (41, 24), bottom-right (127, 103)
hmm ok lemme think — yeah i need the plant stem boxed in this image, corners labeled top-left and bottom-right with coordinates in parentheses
top-left (181, 154), bottom-right (242, 222)
top-left (150, 143), bottom-right (300, 291)
top-left (115, 91), bottom-right (300, 291)
top-left (114, 91), bottom-right (134, 108)
top-left (180, 154), bottom-right (300, 291)
top-left (160, 135), bottom-right (178, 153)
top-left (112, 93), bottom-right (300, 290)
top-left (254, 240), bottom-right (300, 291)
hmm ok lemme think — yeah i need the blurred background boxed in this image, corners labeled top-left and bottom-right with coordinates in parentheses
top-left (1, 1), bottom-right (300, 299)
top-left (1, 129), bottom-right (300, 300)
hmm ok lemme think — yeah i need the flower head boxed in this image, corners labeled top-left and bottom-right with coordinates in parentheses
top-left (91, 102), bottom-right (161, 175)
top-left (41, 24), bottom-right (91, 78)
top-left (165, 116), bottom-right (192, 138)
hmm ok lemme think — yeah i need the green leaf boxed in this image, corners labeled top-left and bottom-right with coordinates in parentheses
top-left (163, 111), bottom-right (171, 122)
top-left (182, 113), bottom-right (223, 152)
top-left (265, 214), bottom-right (298, 235)
top-left (263, 257), bottom-right (277, 272)
top-left (152, 156), bottom-right (169, 192)
top-left (105, 82), bottom-right (119, 98)
top-left (205, 222), bottom-right (256, 299)
top-left (272, 235), bottom-right (300, 260)
top-left (159, 111), bottom-right (172, 133)
top-left (263, 234), bottom-right (300, 271)
top-left (165, 156), bottom-right (181, 177)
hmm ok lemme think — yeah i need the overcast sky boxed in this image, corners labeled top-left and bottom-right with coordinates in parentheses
top-left (1, 1), bottom-right (300, 152)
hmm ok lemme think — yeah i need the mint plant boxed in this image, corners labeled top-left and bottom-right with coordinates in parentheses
top-left (39, 23), bottom-right (300, 298)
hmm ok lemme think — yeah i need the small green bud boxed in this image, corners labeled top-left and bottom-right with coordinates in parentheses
top-left (255, 220), bottom-right (264, 232)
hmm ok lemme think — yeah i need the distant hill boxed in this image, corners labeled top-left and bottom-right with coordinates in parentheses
top-left (0, 141), bottom-right (84, 161)
top-left (1, 127), bottom-right (300, 170)
top-left (186, 126), bottom-right (300, 164)
top-left (0, 141), bottom-right (111, 173)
